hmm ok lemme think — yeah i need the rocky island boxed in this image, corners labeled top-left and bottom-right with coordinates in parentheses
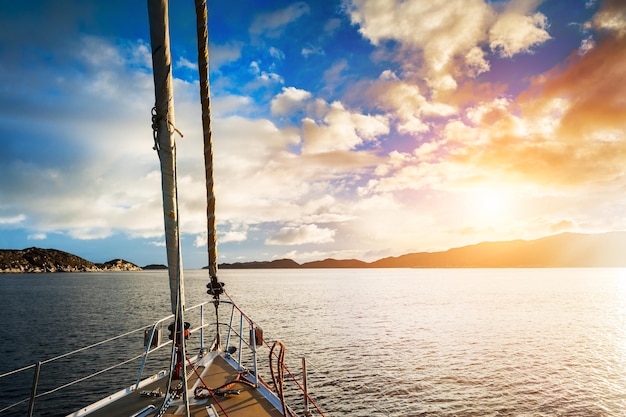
top-left (0, 247), bottom-right (141, 273)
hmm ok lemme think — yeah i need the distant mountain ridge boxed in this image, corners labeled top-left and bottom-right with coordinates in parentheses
top-left (219, 232), bottom-right (626, 269)
top-left (2, 232), bottom-right (625, 273)
top-left (219, 258), bottom-right (368, 269)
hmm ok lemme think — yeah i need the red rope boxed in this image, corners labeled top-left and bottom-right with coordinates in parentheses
top-left (185, 356), bottom-right (230, 417)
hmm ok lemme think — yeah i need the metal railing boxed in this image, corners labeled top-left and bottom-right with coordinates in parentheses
top-left (0, 298), bottom-right (326, 417)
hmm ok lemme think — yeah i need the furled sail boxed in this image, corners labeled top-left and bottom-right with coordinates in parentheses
top-left (147, 0), bottom-right (185, 315)
top-left (148, 1), bottom-right (191, 414)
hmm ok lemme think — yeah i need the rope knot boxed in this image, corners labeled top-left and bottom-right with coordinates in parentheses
top-left (151, 105), bottom-right (184, 152)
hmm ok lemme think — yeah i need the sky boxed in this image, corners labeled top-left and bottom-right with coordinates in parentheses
top-left (0, 0), bottom-right (625, 269)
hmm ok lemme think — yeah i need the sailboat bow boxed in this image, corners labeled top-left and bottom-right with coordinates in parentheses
top-left (0, 2), bottom-right (329, 416)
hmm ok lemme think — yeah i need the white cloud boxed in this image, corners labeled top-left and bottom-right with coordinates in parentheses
top-left (0, 34), bottom-right (175, 241)
top-left (212, 95), bottom-right (254, 117)
top-left (208, 41), bottom-right (244, 70)
top-left (249, 61), bottom-right (284, 84)
top-left (249, 2), bottom-right (311, 38)
top-left (302, 44), bottom-right (324, 57)
top-left (301, 101), bottom-right (389, 154)
top-left (0, 34), bottom-right (388, 262)
top-left (379, 70), bottom-right (398, 81)
top-left (269, 47), bottom-right (285, 60)
top-left (0, 214), bottom-right (26, 225)
top-left (590, 0), bottom-right (626, 38)
top-left (193, 227), bottom-right (249, 246)
top-left (489, 11), bottom-right (551, 57)
top-left (323, 59), bottom-right (349, 90)
top-left (368, 80), bottom-right (456, 134)
top-left (271, 87), bottom-right (312, 115)
top-left (579, 36), bottom-right (595, 55)
top-left (325, 18), bottom-right (342, 34)
top-left (345, 0), bottom-right (493, 88)
top-left (266, 224), bottom-right (335, 245)
top-left (221, 230), bottom-right (248, 243)
top-left (4, 1), bottom-right (619, 268)
top-left (464, 46), bottom-right (490, 76)
top-left (27, 233), bottom-right (47, 240)
top-left (345, 0), bottom-right (551, 91)
top-left (176, 57), bottom-right (196, 70)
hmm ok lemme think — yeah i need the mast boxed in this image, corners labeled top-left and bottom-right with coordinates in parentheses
top-left (147, 1), bottom-right (190, 415)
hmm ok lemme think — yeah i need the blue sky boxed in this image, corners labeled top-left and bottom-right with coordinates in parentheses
top-left (1, 0), bottom-right (625, 268)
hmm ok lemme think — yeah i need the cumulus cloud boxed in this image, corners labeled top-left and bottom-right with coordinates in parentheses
top-left (302, 43), bottom-right (324, 57)
top-left (464, 46), bottom-right (491, 77)
top-left (27, 233), bottom-right (47, 240)
top-left (249, 61), bottom-right (284, 84)
top-left (489, 13), bottom-right (550, 57)
top-left (266, 224), bottom-right (335, 245)
top-left (589, 0), bottom-right (626, 38)
top-left (269, 47), bottom-right (285, 60)
top-left (578, 35), bottom-right (595, 55)
top-left (322, 59), bottom-right (350, 92)
top-left (367, 79), bottom-right (457, 135)
top-left (345, 0), bottom-right (551, 92)
top-left (350, 8), bottom-right (626, 248)
top-left (221, 230), bottom-right (248, 243)
top-left (0, 33), bottom-right (185, 242)
top-left (3, 0), bottom-right (622, 265)
top-left (0, 25), bottom-right (387, 261)
top-left (0, 214), bottom-right (26, 225)
top-left (301, 101), bottom-right (389, 154)
top-left (364, 29), bottom-right (626, 194)
top-left (208, 41), bottom-right (244, 70)
top-left (271, 87), bottom-right (312, 115)
top-left (344, 1), bottom-right (624, 198)
top-left (207, 109), bottom-right (382, 233)
top-left (176, 57), bottom-right (196, 71)
top-left (194, 228), bottom-right (247, 248)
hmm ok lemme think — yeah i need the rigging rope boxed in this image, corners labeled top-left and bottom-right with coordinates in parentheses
top-left (193, 0), bottom-right (218, 283)
top-left (270, 341), bottom-right (289, 416)
top-left (151, 106), bottom-right (183, 153)
top-left (193, 0), bottom-right (223, 356)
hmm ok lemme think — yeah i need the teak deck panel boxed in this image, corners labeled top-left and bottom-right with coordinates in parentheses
top-left (75, 354), bottom-right (283, 417)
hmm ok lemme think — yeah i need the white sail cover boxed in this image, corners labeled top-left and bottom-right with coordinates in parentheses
top-left (148, 0), bottom-right (184, 314)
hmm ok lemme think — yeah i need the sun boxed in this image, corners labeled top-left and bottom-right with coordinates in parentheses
top-left (476, 189), bottom-right (509, 215)
top-left (468, 187), bottom-right (515, 224)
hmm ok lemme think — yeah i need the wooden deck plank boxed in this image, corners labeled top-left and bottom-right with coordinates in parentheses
top-left (195, 355), bottom-right (283, 417)
top-left (70, 353), bottom-right (284, 417)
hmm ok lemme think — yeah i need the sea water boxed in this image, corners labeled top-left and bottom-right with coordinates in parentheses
top-left (1, 268), bottom-right (626, 416)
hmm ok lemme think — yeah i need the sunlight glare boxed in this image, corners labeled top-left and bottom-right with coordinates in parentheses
top-left (469, 187), bottom-right (514, 224)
